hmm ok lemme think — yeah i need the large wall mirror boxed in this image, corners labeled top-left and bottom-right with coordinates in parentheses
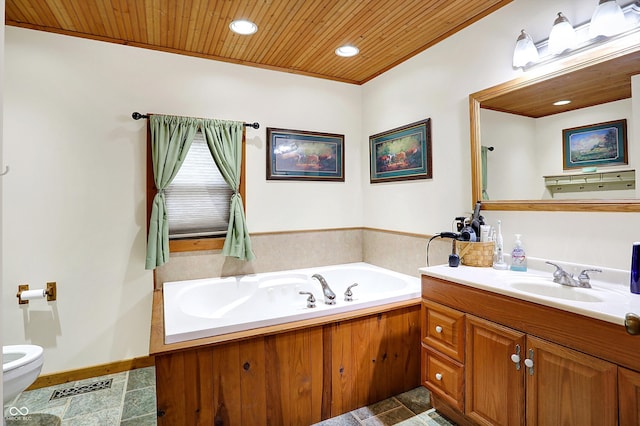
top-left (470, 35), bottom-right (640, 212)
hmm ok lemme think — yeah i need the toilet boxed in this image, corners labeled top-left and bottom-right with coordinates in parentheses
top-left (3, 345), bottom-right (44, 406)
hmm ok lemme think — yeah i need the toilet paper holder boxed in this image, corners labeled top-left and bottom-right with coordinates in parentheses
top-left (16, 282), bottom-right (57, 305)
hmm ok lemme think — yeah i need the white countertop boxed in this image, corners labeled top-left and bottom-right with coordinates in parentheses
top-left (419, 257), bottom-right (639, 326)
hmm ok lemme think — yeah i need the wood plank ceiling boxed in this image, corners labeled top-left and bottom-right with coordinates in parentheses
top-left (6, 0), bottom-right (512, 85)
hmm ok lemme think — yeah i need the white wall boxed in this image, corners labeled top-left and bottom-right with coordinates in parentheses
top-left (481, 110), bottom-right (538, 200)
top-left (3, 27), bottom-right (361, 374)
top-left (362, 0), bottom-right (640, 269)
top-left (1, 0), bottom-right (5, 406)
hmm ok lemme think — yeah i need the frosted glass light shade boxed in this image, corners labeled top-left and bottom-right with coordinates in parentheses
top-left (589, 0), bottom-right (626, 38)
top-left (548, 12), bottom-right (577, 55)
top-left (512, 30), bottom-right (539, 68)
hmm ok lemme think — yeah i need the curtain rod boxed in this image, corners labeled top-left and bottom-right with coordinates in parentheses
top-left (131, 112), bottom-right (260, 129)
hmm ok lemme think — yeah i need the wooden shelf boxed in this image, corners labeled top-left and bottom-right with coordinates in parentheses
top-left (544, 169), bottom-right (635, 195)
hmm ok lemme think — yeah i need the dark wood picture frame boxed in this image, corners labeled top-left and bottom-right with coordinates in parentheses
top-left (562, 119), bottom-right (628, 170)
top-left (266, 127), bottom-right (345, 181)
top-left (369, 118), bottom-right (432, 183)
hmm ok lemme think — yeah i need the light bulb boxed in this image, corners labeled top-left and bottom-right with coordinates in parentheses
top-left (229, 19), bottom-right (258, 35)
top-left (512, 30), bottom-right (539, 68)
top-left (589, 0), bottom-right (626, 38)
top-left (548, 12), bottom-right (577, 55)
top-left (335, 45), bottom-right (359, 57)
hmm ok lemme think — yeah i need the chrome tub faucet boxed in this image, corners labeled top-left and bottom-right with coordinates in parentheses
top-left (312, 274), bottom-right (336, 305)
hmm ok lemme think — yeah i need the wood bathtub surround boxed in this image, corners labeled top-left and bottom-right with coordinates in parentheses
top-left (151, 289), bottom-right (421, 424)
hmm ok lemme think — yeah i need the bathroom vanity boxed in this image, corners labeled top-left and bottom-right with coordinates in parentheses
top-left (420, 262), bottom-right (640, 425)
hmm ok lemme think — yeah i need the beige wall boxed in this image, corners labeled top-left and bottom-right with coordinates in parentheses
top-left (155, 228), bottom-right (452, 287)
top-left (155, 229), bottom-right (364, 286)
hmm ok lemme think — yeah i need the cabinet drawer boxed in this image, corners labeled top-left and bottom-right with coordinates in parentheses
top-left (422, 346), bottom-right (464, 411)
top-left (422, 300), bottom-right (465, 362)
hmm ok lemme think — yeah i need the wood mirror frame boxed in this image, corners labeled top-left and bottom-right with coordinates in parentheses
top-left (469, 32), bottom-right (640, 212)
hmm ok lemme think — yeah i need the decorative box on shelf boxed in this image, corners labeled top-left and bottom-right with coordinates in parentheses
top-left (544, 169), bottom-right (635, 196)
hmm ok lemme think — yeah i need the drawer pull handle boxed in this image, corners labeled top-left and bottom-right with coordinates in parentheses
top-left (435, 326), bottom-right (443, 333)
top-left (435, 373), bottom-right (443, 381)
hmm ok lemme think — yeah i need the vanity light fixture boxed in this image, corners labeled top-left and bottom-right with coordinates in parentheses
top-left (589, 0), bottom-right (626, 38)
top-left (229, 19), bottom-right (258, 35)
top-left (513, 1), bottom-right (640, 70)
top-left (335, 45), bottom-right (360, 57)
top-left (548, 12), bottom-right (577, 54)
top-left (512, 30), bottom-right (539, 68)
top-left (553, 100), bottom-right (572, 106)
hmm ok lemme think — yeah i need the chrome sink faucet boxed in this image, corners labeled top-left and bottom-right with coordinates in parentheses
top-left (312, 274), bottom-right (336, 305)
top-left (545, 261), bottom-right (601, 288)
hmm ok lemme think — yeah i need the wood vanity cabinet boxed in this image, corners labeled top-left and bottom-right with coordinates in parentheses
top-left (421, 274), bottom-right (638, 425)
top-left (466, 315), bottom-right (617, 425)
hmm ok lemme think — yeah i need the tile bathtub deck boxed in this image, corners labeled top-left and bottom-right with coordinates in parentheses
top-left (4, 367), bottom-right (455, 425)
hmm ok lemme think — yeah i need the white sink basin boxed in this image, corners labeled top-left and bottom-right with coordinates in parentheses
top-left (509, 281), bottom-right (604, 303)
top-left (419, 257), bottom-right (639, 327)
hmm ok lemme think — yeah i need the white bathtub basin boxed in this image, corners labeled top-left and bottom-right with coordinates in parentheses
top-left (163, 262), bottom-right (420, 344)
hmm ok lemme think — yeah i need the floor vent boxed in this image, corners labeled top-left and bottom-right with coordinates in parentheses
top-left (50, 379), bottom-right (113, 400)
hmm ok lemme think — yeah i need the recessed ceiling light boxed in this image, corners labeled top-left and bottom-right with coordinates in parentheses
top-left (335, 45), bottom-right (359, 57)
top-left (553, 100), bottom-right (571, 106)
top-left (229, 19), bottom-right (258, 35)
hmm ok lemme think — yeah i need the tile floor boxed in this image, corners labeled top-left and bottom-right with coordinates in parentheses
top-left (4, 367), bottom-right (157, 425)
top-left (4, 367), bottom-right (455, 425)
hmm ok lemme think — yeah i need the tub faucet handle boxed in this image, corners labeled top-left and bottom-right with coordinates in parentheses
top-left (344, 283), bottom-right (359, 302)
top-left (299, 291), bottom-right (316, 308)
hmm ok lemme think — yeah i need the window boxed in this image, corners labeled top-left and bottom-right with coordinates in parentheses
top-left (165, 132), bottom-right (232, 239)
top-left (147, 130), bottom-right (246, 253)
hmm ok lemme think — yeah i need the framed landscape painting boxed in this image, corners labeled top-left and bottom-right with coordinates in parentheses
top-left (562, 119), bottom-right (628, 170)
top-left (369, 118), bottom-right (432, 183)
top-left (266, 128), bottom-right (344, 181)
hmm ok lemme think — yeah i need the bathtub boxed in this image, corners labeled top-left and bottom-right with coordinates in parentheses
top-left (162, 262), bottom-right (420, 344)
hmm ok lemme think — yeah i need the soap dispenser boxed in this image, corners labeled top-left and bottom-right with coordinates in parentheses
top-left (510, 234), bottom-right (527, 272)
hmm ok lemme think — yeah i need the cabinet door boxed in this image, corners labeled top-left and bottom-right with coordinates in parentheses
top-left (620, 367), bottom-right (640, 425)
top-left (466, 315), bottom-right (525, 426)
top-left (526, 335), bottom-right (617, 426)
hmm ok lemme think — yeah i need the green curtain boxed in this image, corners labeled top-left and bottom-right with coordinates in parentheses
top-left (145, 115), bottom-right (199, 269)
top-left (481, 146), bottom-right (490, 200)
top-left (201, 119), bottom-right (256, 261)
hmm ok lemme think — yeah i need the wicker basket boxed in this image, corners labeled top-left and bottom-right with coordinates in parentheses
top-left (455, 241), bottom-right (494, 267)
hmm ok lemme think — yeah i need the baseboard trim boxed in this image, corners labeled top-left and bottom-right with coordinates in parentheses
top-left (27, 355), bottom-right (155, 390)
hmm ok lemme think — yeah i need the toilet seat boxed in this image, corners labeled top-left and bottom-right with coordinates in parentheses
top-left (3, 345), bottom-right (45, 406)
top-left (3, 345), bottom-right (44, 373)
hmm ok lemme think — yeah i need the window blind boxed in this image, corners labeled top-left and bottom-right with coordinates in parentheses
top-left (165, 131), bottom-right (233, 239)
